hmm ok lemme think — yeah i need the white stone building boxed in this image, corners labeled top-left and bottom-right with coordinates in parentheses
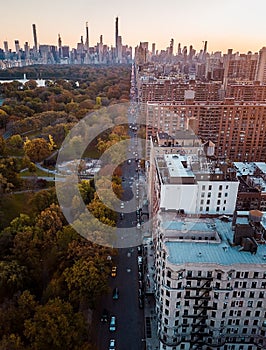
top-left (148, 141), bottom-right (239, 219)
top-left (153, 211), bottom-right (266, 350)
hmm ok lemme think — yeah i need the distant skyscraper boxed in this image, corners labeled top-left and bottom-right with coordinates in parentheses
top-left (169, 38), bottom-right (174, 56)
top-left (152, 43), bottom-right (156, 56)
top-left (204, 40), bottom-right (207, 53)
top-left (256, 47), bottom-right (266, 83)
top-left (117, 35), bottom-right (122, 62)
top-left (24, 42), bottom-right (29, 57)
top-left (3, 41), bottom-right (8, 53)
top-left (14, 40), bottom-right (20, 54)
top-left (178, 43), bottom-right (181, 56)
top-left (32, 24), bottom-right (38, 51)
top-left (85, 22), bottom-right (89, 51)
top-left (58, 34), bottom-right (62, 58)
top-left (115, 16), bottom-right (119, 56)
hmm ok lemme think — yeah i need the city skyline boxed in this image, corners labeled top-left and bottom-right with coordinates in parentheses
top-left (1, 0), bottom-right (266, 53)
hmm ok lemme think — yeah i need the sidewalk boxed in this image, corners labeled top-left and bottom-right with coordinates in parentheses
top-left (143, 237), bottom-right (159, 350)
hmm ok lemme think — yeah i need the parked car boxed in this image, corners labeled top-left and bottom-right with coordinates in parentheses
top-left (112, 287), bottom-right (119, 300)
top-left (100, 308), bottom-right (109, 323)
top-left (109, 316), bottom-right (116, 331)
top-left (137, 245), bottom-right (142, 255)
top-left (138, 297), bottom-right (144, 309)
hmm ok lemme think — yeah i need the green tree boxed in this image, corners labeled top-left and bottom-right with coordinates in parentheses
top-left (78, 179), bottom-right (95, 204)
top-left (7, 134), bottom-right (24, 150)
top-left (0, 260), bottom-right (29, 300)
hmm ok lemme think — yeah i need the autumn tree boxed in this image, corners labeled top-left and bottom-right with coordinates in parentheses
top-left (0, 109), bottom-right (8, 130)
top-left (23, 137), bottom-right (51, 162)
top-left (63, 257), bottom-right (109, 307)
top-left (24, 298), bottom-right (88, 350)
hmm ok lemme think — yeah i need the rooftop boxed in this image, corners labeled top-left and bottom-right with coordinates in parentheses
top-left (155, 153), bottom-right (237, 184)
top-left (159, 212), bottom-right (266, 266)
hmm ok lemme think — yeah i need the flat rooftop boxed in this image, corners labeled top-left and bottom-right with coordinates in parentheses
top-left (164, 154), bottom-right (195, 178)
top-left (159, 213), bottom-right (266, 266)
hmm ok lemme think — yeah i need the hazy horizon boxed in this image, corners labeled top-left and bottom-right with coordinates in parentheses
top-left (1, 0), bottom-right (266, 54)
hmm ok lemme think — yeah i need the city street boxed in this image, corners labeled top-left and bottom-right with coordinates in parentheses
top-left (94, 153), bottom-right (146, 350)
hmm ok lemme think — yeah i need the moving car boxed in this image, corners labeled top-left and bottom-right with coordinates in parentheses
top-left (111, 266), bottom-right (117, 277)
top-left (109, 339), bottom-right (115, 350)
top-left (112, 287), bottom-right (119, 300)
top-left (109, 316), bottom-right (116, 331)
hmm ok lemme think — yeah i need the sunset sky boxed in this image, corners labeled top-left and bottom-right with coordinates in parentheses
top-left (1, 0), bottom-right (266, 54)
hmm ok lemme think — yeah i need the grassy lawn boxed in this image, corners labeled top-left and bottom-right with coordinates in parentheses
top-left (20, 168), bottom-right (54, 177)
top-left (0, 192), bottom-right (34, 229)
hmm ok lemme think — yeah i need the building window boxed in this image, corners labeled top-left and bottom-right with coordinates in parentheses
top-left (206, 207), bottom-right (209, 212)
top-left (207, 192), bottom-right (211, 198)
top-left (219, 185), bottom-right (223, 190)
top-left (209, 185), bottom-right (212, 191)
top-left (216, 207), bottom-right (220, 212)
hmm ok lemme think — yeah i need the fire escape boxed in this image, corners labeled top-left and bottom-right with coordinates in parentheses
top-left (184, 275), bottom-right (213, 350)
